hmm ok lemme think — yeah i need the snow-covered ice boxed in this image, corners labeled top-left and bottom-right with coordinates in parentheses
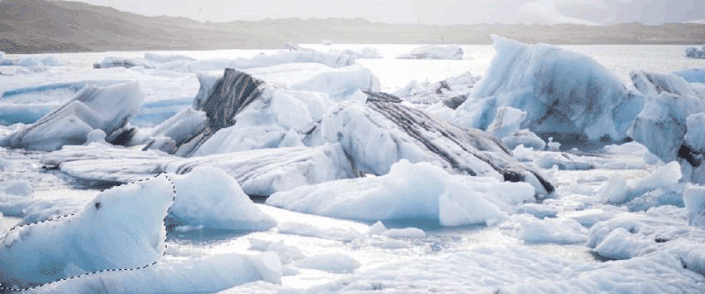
top-left (397, 45), bottom-right (465, 60)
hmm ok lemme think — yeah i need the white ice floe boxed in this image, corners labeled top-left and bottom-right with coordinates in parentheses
top-left (168, 167), bottom-right (276, 231)
top-left (267, 160), bottom-right (535, 226)
top-left (41, 143), bottom-right (354, 197)
top-left (294, 253), bottom-right (360, 273)
top-left (0, 175), bottom-right (173, 289)
top-left (1, 82), bottom-right (145, 151)
top-left (328, 48), bottom-right (383, 59)
top-left (684, 184), bottom-right (705, 227)
top-left (397, 45), bottom-right (465, 60)
top-left (453, 36), bottom-right (644, 143)
top-left (501, 214), bottom-right (588, 244)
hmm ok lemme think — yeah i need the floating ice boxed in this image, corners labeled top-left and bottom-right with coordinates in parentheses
top-left (501, 214), bottom-right (588, 244)
top-left (685, 184), bottom-right (705, 227)
top-left (397, 45), bottom-right (464, 60)
top-left (41, 143), bottom-right (354, 197)
top-left (0, 175), bottom-right (173, 289)
top-left (168, 167), bottom-right (276, 231)
top-left (453, 36), bottom-right (644, 144)
top-left (598, 161), bottom-right (682, 205)
top-left (628, 70), bottom-right (705, 183)
top-left (329, 47), bottom-right (383, 59)
top-left (321, 95), bottom-right (554, 194)
top-left (1, 82), bottom-right (145, 151)
top-left (267, 160), bottom-right (535, 226)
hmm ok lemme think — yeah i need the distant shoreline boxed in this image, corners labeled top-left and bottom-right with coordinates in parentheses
top-left (1, 0), bottom-right (704, 54)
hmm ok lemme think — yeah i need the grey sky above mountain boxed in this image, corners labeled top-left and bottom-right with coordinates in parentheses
top-left (71, 0), bottom-right (705, 25)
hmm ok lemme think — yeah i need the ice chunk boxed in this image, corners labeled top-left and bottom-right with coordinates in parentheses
top-left (501, 129), bottom-right (546, 150)
top-left (599, 162), bottom-right (682, 205)
top-left (501, 214), bottom-right (588, 244)
top-left (684, 184), bottom-right (705, 227)
top-left (685, 113), bottom-right (705, 154)
top-left (0, 176), bottom-right (173, 289)
top-left (673, 67), bottom-right (705, 84)
top-left (593, 227), bottom-right (657, 260)
top-left (321, 95), bottom-right (554, 194)
top-left (93, 57), bottom-right (158, 69)
top-left (685, 45), bottom-right (705, 59)
top-left (393, 72), bottom-right (480, 105)
top-left (1, 82), bottom-right (145, 151)
top-left (267, 160), bottom-right (535, 226)
top-left (628, 71), bottom-right (705, 183)
top-left (277, 222), bottom-right (362, 242)
top-left (168, 167), bottom-right (276, 231)
top-left (143, 52), bottom-right (195, 63)
top-left (454, 36), bottom-right (644, 144)
top-left (294, 253), bottom-right (360, 273)
top-left (85, 129), bottom-right (106, 144)
top-left (397, 45), bottom-right (464, 60)
top-left (41, 143), bottom-right (354, 197)
top-left (487, 107), bottom-right (526, 139)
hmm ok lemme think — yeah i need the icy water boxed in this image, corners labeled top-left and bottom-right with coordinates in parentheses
top-left (1, 44), bottom-right (705, 293)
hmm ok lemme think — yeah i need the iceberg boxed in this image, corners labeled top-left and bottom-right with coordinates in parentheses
top-left (168, 167), bottom-right (277, 231)
top-left (41, 143), bottom-right (354, 197)
top-left (321, 92), bottom-right (554, 194)
top-left (329, 47), bottom-right (383, 59)
top-left (628, 70), bottom-right (705, 183)
top-left (394, 71), bottom-right (480, 105)
top-left (685, 45), bottom-right (705, 59)
top-left (93, 57), bottom-right (158, 69)
top-left (453, 36), bottom-right (644, 144)
top-left (1, 82), bottom-right (145, 151)
top-left (0, 175), bottom-right (174, 290)
top-left (267, 160), bottom-right (535, 226)
top-left (397, 45), bottom-right (465, 60)
top-left (149, 67), bottom-right (377, 156)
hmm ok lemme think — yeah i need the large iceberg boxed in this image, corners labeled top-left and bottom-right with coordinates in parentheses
top-left (41, 143), bottom-right (354, 197)
top-left (0, 82), bottom-right (145, 151)
top-left (321, 92), bottom-right (554, 194)
top-left (148, 67), bottom-right (378, 156)
top-left (397, 45), bottom-right (465, 60)
top-left (628, 70), bottom-right (705, 183)
top-left (0, 176), bottom-right (174, 289)
top-left (452, 36), bottom-right (644, 144)
top-left (267, 160), bottom-right (535, 226)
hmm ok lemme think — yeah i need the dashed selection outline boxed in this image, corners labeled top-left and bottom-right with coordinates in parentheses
top-left (0, 173), bottom-right (177, 292)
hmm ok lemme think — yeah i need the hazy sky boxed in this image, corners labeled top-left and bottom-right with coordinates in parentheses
top-left (75, 0), bottom-right (705, 25)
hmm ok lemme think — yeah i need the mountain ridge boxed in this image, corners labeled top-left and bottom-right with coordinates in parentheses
top-left (1, 0), bottom-right (705, 54)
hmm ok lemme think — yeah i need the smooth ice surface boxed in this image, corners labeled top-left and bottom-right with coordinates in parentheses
top-left (267, 160), bottom-right (534, 226)
top-left (453, 36), bottom-right (644, 143)
top-left (0, 176), bottom-right (173, 289)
